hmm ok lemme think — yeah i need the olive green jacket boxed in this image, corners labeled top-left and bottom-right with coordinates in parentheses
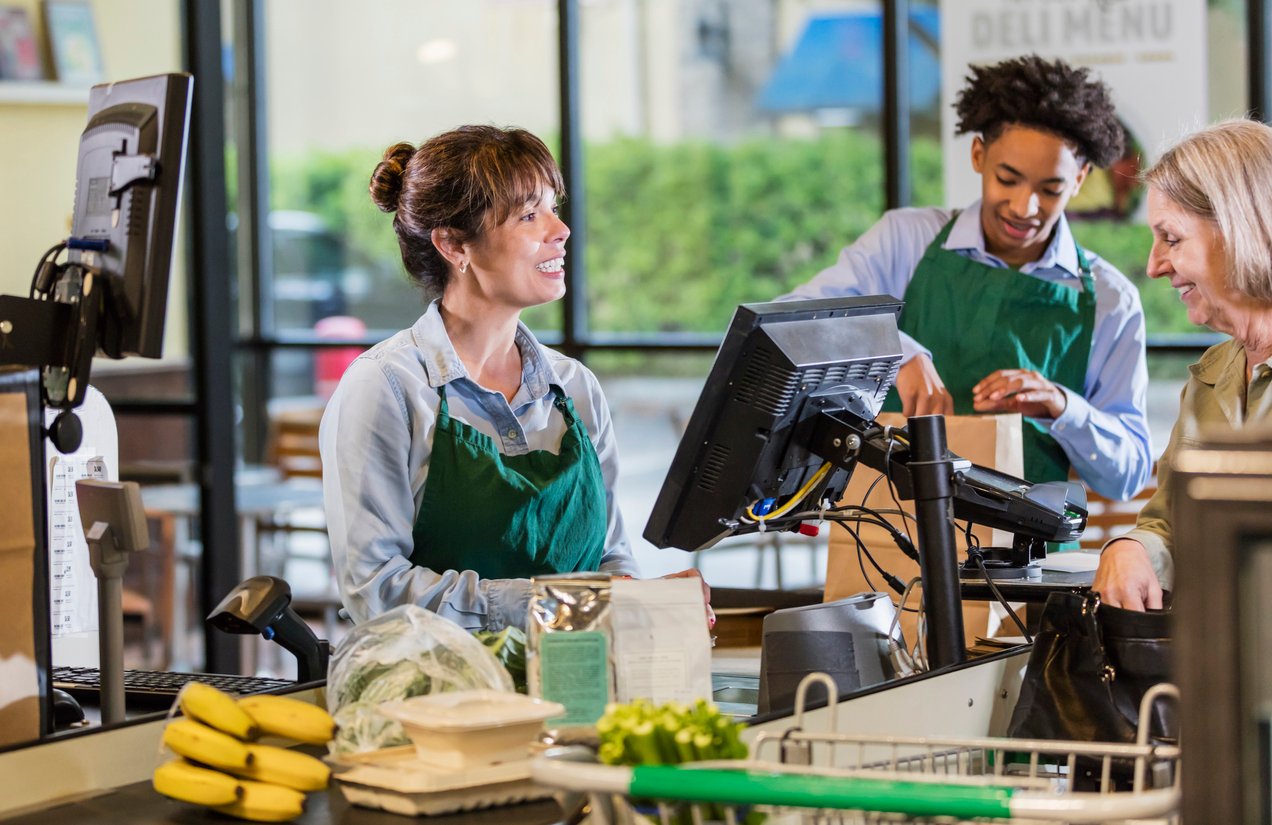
top-left (1119, 338), bottom-right (1272, 589)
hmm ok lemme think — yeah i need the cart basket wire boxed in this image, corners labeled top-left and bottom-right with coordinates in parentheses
top-left (530, 676), bottom-right (1180, 824)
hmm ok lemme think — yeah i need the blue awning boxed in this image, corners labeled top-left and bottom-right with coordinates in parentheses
top-left (757, 10), bottom-right (941, 115)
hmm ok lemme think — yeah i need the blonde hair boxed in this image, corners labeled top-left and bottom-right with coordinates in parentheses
top-left (1145, 119), bottom-right (1272, 301)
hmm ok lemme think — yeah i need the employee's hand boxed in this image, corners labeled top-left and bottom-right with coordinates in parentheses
top-left (895, 354), bottom-right (955, 416)
top-left (972, 369), bottom-right (1067, 419)
top-left (1093, 539), bottom-right (1163, 611)
top-left (661, 568), bottom-right (715, 629)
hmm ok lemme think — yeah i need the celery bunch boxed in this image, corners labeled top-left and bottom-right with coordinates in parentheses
top-left (596, 699), bottom-right (747, 766)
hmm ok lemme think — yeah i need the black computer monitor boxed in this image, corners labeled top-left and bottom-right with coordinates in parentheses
top-left (644, 296), bottom-right (1089, 671)
top-left (644, 296), bottom-right (1088, 555)
top-left (69, 73), bottom-right (193, 360)
top-left (644, 296), bottom-right (906, 552)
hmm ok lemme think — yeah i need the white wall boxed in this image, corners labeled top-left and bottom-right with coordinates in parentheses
top-left (0, 0), bottom-right (186, 359)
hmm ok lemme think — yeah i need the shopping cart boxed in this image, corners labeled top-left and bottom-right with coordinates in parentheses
top-left (531, 674), bottom-right (1180, 824)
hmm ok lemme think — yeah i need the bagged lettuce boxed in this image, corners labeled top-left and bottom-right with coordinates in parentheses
top-left (326, 605), bottom-right (514, 755)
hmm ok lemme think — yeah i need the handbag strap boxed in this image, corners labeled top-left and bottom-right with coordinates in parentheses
top-left (1080, 591), bottom-right (1117, 683)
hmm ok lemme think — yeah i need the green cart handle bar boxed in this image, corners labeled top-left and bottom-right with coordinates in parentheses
top-left (530, 758), bottom-right (1178, 823)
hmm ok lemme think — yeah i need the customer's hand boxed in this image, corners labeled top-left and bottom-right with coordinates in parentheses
top-left (895, 354), bottom-right (955, 416)
top-left (661, 568), bottom-right (715, 629)
top-left (1093, 539), bottom-right (1163, 611)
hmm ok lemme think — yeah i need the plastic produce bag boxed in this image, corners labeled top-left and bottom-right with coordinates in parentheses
top-left (326, 605), bottom-right (514, 755)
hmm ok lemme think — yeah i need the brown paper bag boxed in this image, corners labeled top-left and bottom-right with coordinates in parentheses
top-left (825, 413), bottom-right (1024, 648)
top-left (0, 380), bottom-right (41, 747)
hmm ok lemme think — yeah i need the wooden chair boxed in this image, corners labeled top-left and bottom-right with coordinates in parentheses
top-left (1077, 465), bottom-right (1159, 550)
top-left (257, 405), bottom-right (345, 639)
top-left (265, 407), bottom-right (324, 481)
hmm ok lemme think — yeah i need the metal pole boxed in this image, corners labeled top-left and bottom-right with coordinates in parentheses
top-left (1252, 0), bottom-right (1272, 122)
top-left (557, 0), bottom-right (586, 358)
top-left (883, 0), bottom-right (911, 209)
top-left (96, 576), bottom-right (125, 723)
top-left (905, 414), bottom-right (965, 668)
top-left (183, 0), bottom-right (242, 673)
top-left (233, 0), bottom-right (273, 464)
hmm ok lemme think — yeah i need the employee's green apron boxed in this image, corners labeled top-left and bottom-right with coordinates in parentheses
top-left (883, 217), bottom-right (1095, 487)
top-left (410, 384), bottom-right (608, 578)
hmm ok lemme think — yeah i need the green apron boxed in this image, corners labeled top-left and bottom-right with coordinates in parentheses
top-left (883, 217), bottom-right (1096, 486)
top-left (410, 383), bottom-right (608, 578)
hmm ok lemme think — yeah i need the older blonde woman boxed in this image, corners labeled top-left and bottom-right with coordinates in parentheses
top-left (1093, 119), bottom-right (1272, 610)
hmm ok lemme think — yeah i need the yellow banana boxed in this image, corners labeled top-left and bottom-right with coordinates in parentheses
top-left (228, 743), bottom-right (330, 792)
top-left (238, 695), bottom-right (336, 745)
top-left (152, 758), bottom-right (243, 807)
top-left (179, 681), bottom-right (260, 740)
top-left (212, 778), bottom-right (305, 822)
top-left (162, 718), bottom-right (254, 771)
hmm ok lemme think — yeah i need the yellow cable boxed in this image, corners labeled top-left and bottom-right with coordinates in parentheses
top-left (744, 462), bottom-right (832, 522)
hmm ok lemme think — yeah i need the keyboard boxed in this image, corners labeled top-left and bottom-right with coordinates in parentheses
top-left (53, 666), bottom-right (295, 709)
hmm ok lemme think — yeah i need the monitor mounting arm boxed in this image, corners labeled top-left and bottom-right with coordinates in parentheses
top-left (0, 248), bottom-right (109, 454)
top-left (804, 408), bottom-right (967, 669)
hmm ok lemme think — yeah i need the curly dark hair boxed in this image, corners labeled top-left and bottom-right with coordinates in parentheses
top-left (953, 55), bottom-right (1124, 168)
top-left (369, 125), bottom-right (565, 299)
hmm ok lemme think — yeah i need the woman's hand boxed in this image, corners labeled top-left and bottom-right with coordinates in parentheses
top-left (661, 568), bottom-right (715, 629)
top-left (972, 369), bottom-right (1067, 419)
top-left (1093, 539), bottom-right (1163, 611)
top-left (895, 354), bottom-right (955, 416)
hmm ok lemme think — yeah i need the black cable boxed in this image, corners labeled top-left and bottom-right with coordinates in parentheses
top-left (967, 548), bottom-right (1032, 643)
top-left (963, 520), bottom-right (979, 553)
top-left (882, 431), bottom-right (915, 547)
top-left (847, 505), bottom-right (919, 562)
top-left (29, 241), bottom-right (66, 297)
top-left (840, 521), bottom-right (881, 593)
top-left (838, 521), bottom-right (918, 610)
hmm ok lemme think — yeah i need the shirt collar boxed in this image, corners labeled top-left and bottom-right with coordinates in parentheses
top-left (1191, 338), bottom-right (1246, 387)
top-left (944, 199), bottom-right (1083, 278)
top-left (412, 299), bottom-right (555, 399)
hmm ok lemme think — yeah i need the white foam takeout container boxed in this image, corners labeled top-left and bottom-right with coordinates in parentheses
top-left (329, 746), bottom-right (553, 817)
top-left (379, 690), bottom-right (565, 770)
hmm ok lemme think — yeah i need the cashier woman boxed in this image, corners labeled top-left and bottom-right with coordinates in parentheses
top-left (319, 125), bottom-right (709, 631)
top-left (784, 55), bottom-right (1153, 500)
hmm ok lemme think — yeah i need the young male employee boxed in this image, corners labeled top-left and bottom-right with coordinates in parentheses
top-left (785, 55), bottom-right (1151, 499)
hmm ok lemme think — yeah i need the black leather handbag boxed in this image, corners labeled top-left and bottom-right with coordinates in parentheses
top-left (1007, 590), bottom-right (1175, 787)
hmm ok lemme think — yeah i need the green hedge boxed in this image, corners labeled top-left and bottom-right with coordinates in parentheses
top-left (267, 131), bottom-right (1192, 338)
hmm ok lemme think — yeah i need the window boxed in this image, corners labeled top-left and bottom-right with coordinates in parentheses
top-left (256, 0), bottom-right (564, 386)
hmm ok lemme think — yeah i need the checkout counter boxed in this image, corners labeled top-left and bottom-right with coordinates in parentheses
top-left (0, 644), bottom-right (1032, 824)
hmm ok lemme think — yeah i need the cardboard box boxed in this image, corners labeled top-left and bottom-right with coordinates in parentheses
top-left (0, 369), bottom-right (45, 746)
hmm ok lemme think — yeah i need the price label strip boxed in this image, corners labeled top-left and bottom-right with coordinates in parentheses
top-left (48, 454), bottom-right (106, 637)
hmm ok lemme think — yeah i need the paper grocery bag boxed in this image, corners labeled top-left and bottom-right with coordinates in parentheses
top-left (0, 375), bottom-right (41, 747)
top-left (824, 413), bottom-right (1024, 648)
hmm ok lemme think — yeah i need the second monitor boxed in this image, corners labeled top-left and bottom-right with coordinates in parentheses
top-left (644, 296), bottom-right (905, 552)
top-left (643, 296), bottom-right (1087, 555)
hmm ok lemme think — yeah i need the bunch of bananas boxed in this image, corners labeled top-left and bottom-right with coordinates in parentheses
top-left (152, 682), bottom-right (337, 822)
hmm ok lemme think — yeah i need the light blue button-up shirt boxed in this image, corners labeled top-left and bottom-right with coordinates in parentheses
top-left (783, 203), bottom-right (1152, 500)
top-left (319, 300), bottom-right (639, 631)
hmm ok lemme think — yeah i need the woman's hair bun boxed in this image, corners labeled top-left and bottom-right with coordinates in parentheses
top-left (368, 142), bottom-right (416, 213)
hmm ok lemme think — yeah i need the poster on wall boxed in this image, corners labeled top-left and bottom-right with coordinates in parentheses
top-left (939, 0), bottom-right (1207, 218)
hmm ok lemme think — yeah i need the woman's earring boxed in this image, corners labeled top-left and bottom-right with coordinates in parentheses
top-left (459, 260), bottom-right (468, 274)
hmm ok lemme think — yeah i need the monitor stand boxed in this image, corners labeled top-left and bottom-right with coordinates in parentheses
top-left (958, 569), bottom-right (1095, 603)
